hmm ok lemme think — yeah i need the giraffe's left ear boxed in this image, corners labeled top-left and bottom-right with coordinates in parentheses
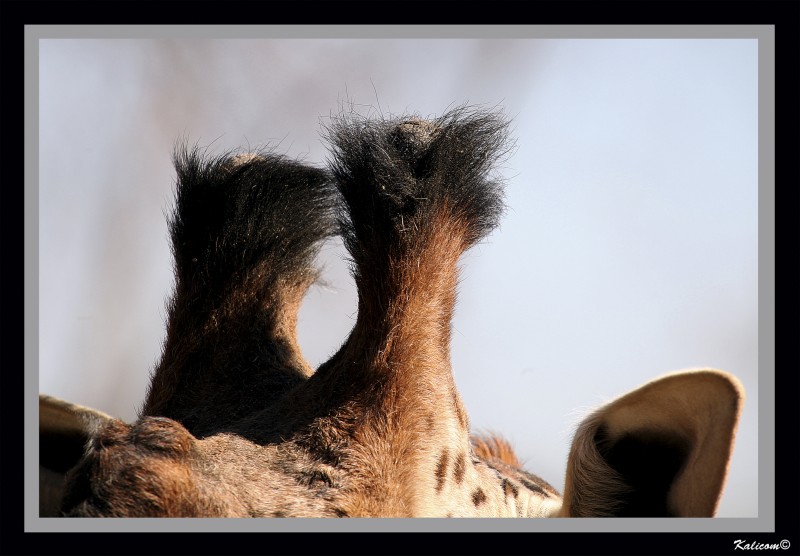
top-left (559, 370), bottom-right (744, 517)
top-left (39, 394), bottom-right (114, 516)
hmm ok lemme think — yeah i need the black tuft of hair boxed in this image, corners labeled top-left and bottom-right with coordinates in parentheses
top-left (169, 145), bottom-right (337, 304)
top-left (323, 105), bottom-right (511, 265)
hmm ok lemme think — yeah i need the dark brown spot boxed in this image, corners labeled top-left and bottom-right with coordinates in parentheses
top-left (518, 469), bottom-right (560, 497)
top-left (519, 477), bottom-right (547, 496)
top-left (451, 386), bottom-right (468, 429)
top-left (446, 513), bottom-right (453, 518)
top-left (472, 488), bottom-right (487, 506)
top-left (307, 469), bottom-right (335, 487)
top-left (426, 414), bottom-right (435, 431)
top-left (501, 478), bottom-right (519, 498)
top-left (453, 453), bottom-right (466, 484)
top-left (272, 510), bottom-right (286, 518)
top-left (333, 508), bottom-right (349, 517)
top-left (434, 450), bottom-right (449, 492)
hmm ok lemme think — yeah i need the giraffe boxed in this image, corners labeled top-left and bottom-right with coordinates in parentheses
top-left (38, 107), bottom-right (744, 518)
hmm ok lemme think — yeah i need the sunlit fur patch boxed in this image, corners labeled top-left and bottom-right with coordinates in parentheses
top-left (471, 434), bottom-right (523, 467)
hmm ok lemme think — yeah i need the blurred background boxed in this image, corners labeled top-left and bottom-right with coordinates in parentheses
top-left (38, 38), bottom-right (758, 517)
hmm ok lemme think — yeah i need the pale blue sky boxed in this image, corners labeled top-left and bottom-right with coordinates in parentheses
top-left (39, 38), bottom-right (759, 517)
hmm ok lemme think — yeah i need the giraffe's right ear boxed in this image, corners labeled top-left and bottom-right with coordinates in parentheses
top-left (39, 394), bottom-right (113, 516)
top-left (559, 370), bottom-right (744, 517)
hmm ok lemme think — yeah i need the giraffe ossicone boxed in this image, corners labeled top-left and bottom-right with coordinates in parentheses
top-left (39, 107), bottom-right (744, 518)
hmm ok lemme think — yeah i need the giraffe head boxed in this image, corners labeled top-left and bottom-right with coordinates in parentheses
top-left (39, 107), bottom-right (744, 518)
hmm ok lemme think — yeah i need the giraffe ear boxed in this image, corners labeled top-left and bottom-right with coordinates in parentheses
top-left (559, 370), bottom-right (744, 517)
top-left (39, 394), bottom-right (113, 516)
